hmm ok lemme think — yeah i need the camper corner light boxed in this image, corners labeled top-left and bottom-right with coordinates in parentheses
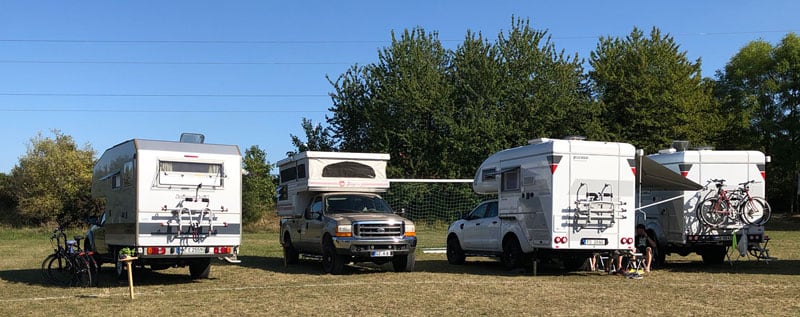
top-left (180, 133), bottom-right (205, 144)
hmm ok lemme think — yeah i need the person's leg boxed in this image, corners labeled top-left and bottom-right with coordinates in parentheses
top-left (645, 247), bottom-right (652, 272)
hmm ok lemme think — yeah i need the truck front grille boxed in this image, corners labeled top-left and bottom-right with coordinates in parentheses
top-left (353, 222), bottom-right (403, 238)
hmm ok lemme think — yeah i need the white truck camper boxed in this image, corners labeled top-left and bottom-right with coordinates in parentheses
top-left (638, 142), bottom-right (772, 265)
top-left (447, 138), bottom-right (637, 271)
top-left (86, 133), bottom-right (242, 279)
top-left (277, 151), bottom-right (417, 274)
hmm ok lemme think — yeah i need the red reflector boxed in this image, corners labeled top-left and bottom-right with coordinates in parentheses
top-left (681, 171), bottom-right (689, 177)
top-left (760, 171), bottom-right (766, 180)
top-left (630, 167), bottom-right (637, 176)
top-left (550, 164), bottom-right (558, 174)
top-left (562, 237), bottom-right (568, 243)
top-left (554, 237), bottom-right (562, 243)
top-left (621, 238), bottom-right (626, 244)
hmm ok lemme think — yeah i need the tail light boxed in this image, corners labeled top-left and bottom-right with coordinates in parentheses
top-left (146, 247), bottom-right (166, 255)
top-left (214, 246), bottom-right (232, 254)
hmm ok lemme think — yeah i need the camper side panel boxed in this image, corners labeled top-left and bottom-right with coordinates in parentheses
top-left (92, 140), bottom-right (137, 247)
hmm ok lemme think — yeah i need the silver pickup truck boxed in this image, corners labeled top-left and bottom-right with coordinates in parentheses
top-left (280, 192), bottom-right (417, 274)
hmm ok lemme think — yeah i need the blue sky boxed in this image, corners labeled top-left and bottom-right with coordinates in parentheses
top-left (1, 1), bottom-right (798, 173)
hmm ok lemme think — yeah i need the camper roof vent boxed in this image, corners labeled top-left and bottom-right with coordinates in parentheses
top-left (180, 133), bottom-right (205, 144)
top-left (671, 140), bottom-right (689, 152)
top-left (528, 138), bottom-right (552, 145)
top-left (563, 135), bottom-right (586, 141)
top-left (694, 146), bottom-right (714, 151)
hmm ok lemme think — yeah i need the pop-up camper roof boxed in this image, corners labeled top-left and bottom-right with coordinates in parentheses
top-left (278, 151), bottom-right (390, 192)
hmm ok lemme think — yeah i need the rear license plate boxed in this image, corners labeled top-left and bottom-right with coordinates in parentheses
top-left (371, 250), bottom-right (392, 257)
top-left (180, 247), bottom-right (206, 254)
top-left (581, 238), bottom-right (607, 246)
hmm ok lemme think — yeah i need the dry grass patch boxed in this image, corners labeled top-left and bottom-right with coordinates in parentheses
top-left (1, 221), bottom-right (799, 316)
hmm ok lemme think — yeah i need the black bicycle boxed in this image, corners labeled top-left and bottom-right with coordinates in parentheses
top-left (41, 225), bottom-right (98, 287)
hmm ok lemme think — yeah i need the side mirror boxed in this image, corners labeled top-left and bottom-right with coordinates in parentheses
top-left (396, 208), bottom-right (406, 216)
top-left (310, 211), bottom-right (322, 220)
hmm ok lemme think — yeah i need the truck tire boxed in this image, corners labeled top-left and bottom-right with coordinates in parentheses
top-left (701, 246), bottom-right (726, 265)
top-left (322, 238), bottom-right (345, 275)
top-left (446, 235), bottom-right (466, 265)
top-left (283, 233), bottom-right (299, 266)
top-left (501, 236), bottom-right (524, 269)
top-left (189, 258), bottom-right (211, 279)
top-left (392, 252), bottom-right (415, 272)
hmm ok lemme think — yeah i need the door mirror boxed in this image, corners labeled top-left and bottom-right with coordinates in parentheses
top-left (395, 208), bottom-right (406, 216)
top-left (310, 211), bottom-right (322, 220)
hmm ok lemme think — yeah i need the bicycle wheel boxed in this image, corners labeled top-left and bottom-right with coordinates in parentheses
top-left (45, 253), bottom-right (74, 286)
top-left (70, 255), bottom-right (93, 287)
top-left (81, 253), bottom-right (100, 287)
top-left (696, 197), bottom-right (728, 227)
top-left (740, 197), bottom-right (771, 225)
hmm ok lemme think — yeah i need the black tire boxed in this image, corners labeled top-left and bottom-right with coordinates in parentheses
top-left (696, 197), bottom-right (728, 227)
top-left (446, 235), bottom-right (466, 265)
top-left (43, 253), bottom-right (71, 286)
top-left (392, 252), bottom-right (415, 272)
top-left (83, 253), bottom-right (100, 287)
top-left (283, 233), bottom-right (299, 266)
top-left (322, 237), bottom-right (345, 275)
top-left (189, 258), bottom-right (212, 279)
top-left (71, 255), bottom-right (93, 287)
top-left (501, 236), bottom-right (524, 269)
top-left (701, 246), bottom-right (726, 265)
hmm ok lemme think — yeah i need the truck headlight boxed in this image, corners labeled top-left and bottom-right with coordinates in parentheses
top-left (335, 224), bottom-right (352, 237)
top-left (404, 223), bottom-right (416, 237)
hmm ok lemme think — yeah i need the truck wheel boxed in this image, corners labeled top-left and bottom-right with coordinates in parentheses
top-left (446, 235), bottom-right (466, 265)
top-left (392, 252), bottom-right (416, 272)
top-left (283, 234), bottom-right (299, 266)
top-left (501, 236), bottom-right (523, 269)
top-left (701, 246), bottom-right (726, 265)
top-left (189, 258), bottom-right (211, 279)
top-left (322, 238), bottom-right (345, 275)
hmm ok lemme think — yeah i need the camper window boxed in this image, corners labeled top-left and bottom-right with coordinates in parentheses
top-left (280, 167), bottom-right (297, 183)
top-left (111, 173), bottom-right (122, 189)
top-left (481, 168), bottom-right (497, 181)
top-left (160, 161), bottom-right (222, 174)
top-left (297, 164), bottom-right (307, 179)
top-left (276, 185), bottom-right (288, 201)
top-left (322, 162), bottom-right (376, 178)
top-left (122, 161), bottom-right (134, 187)
top-left (501, 168), bottom-right (520, 192)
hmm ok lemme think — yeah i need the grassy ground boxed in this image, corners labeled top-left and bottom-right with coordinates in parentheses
top-left (1, 217), bottom-right (799, 316)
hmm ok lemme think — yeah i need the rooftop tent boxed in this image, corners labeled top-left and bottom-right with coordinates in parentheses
top-left (637, 154), bottom-right (703, 191)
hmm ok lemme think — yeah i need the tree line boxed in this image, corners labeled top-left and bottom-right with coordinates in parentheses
top-left (298, 18), bottom-right (800, 213)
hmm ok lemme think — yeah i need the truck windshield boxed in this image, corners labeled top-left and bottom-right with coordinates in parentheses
top-left (325, 195), bottom-right (393, 214)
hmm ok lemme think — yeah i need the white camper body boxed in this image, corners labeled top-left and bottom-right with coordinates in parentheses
top-left (640, 148), bottom-right (768, 264)
top-left (448, 138), bottom-right (637, 269)
top-left (88, 137), bottom-right (242, 278)
top-left (276, 151), bottom-right (390, 217)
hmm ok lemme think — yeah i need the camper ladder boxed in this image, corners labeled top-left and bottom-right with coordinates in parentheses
top-left (573, 183), bottom-right (625, 231)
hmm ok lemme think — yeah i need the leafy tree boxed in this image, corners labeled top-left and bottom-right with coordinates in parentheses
top-left (327, 19), bottom-right (595, 178)
top-left (9, 130), bottom-right (97, 226)
top-left (589, 27), bottom-right (721, 153)
top-left (289, 117), bottom-right (338, 155)
top-left (242, 145), bottom-right (275, 224)
top-left (715, 33), bottom-right (800, 212)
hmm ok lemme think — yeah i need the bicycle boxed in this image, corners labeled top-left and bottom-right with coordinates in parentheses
top-left (695, 179), bottom-right (771, 227)
top-left (41, 225), bottom-right (98, 287)
top-left (732, 180), bottom-right (771, 225)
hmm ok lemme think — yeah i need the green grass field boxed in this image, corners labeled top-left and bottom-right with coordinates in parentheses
top-left (1, 217), bottom-right (799, 316)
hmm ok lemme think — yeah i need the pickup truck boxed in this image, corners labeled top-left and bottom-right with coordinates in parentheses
top-left (280, 192), bottom-right (416, 274)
